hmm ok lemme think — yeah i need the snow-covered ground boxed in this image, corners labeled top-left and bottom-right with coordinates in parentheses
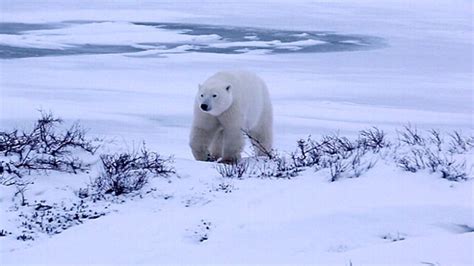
top-left (0, 0), bottom-right (472, 265)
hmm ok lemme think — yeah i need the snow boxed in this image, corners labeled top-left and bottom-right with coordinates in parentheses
top-left (0, 0), bottom-right (473, 265)
top-left (1, 164), bottom-right (472, 264)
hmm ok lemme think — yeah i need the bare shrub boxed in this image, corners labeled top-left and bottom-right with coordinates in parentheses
top-left (448, 131), bottom-right (474, 154)
top-left (215, 160), bottom-right (249, 178)
top-left (290, 133), bottom-right (377, 181)
top-left (328, 156), bottom-right (349, 182)
top-left (395, 129), bottom-right (472, 181)
top-left (236, 130), bottom-right (379, 181)
top-left (439, 161), bottom-right (468, 181)
top-left (327, 149), bottom-right (376, 182)
top-left (398, 124), bottom-right (425, 146)
top-left (14, 181), bottom-right (31, 206)
top-left (291, 137), bottom-right (323, 168)
top-left (358, 127), bottom-right (389, 151)
top-left (0, 111), bottom-right (100, 185)
top-left (215, 154), bottom-right (300, 179)
top-left (427, 129), bottom-right (443, 152)
top-left (240, 130), bottom-right (301, 179)
top-left (271, 155), bottom-right (301, 178)
top-left (350, 149), bottom-right (377, 178)
top-left (242, 129), bottom-right (275, 159)
top-left (397, 148), bottom-right (426, 173)
top-left (320, 134), bottom-right (356, 157)
top-left (253, 155), bottom-right (301, 179)
top-left (91, 144), bottom-right (175, 196)
top-left (222, 126), bottom-right (470, 182)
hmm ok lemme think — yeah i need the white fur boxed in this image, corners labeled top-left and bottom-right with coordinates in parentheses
top-left (189, 70), bottom-right (273, 162)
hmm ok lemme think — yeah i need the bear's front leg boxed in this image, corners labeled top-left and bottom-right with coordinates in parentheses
top-left (189, 127), bottom-right (214, 161)
top-left (220, 127), bottom-right (244, 163)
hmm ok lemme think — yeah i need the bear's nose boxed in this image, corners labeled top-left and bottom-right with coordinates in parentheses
top-left (200, 104), bottom-right (209, 111)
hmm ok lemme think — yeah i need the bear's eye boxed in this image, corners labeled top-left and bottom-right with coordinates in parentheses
top-left (200, 94), bottom-right (204, 97)
top-left (212, 94), bottom-right (217, 98)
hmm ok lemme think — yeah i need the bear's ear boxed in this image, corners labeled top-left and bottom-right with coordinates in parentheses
top-left (198, 84), bottom-right (202, 91)
top-left (225, 85), bottom-right (231, 92)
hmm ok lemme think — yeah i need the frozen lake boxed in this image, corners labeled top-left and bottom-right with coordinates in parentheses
top-left (0, 21), bottom-right (385, 59)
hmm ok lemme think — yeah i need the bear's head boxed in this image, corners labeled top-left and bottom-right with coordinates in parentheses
top-left (196, 82), bottom-right (233, 116)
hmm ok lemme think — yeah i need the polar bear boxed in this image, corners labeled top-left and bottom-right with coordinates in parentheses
top-left (189, 70), bottom-right (273, 163)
